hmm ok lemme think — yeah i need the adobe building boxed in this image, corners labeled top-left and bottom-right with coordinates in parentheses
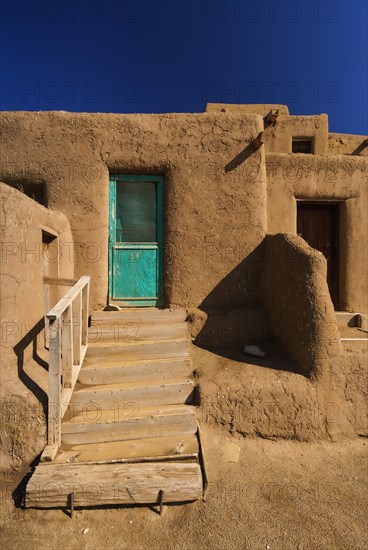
top-left (0, 105), bottom-right (367, 507)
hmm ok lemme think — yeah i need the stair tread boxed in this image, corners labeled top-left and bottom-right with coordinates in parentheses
top-left (87, 338), bottom-right (189, 348)
top-left (91, 308), bottom-right (187, 322)
top-left (53, 433), bottom-right (199, 464)
top-left (26, 458), bottom-right (202, 507)
top-left (89, 321), bottom-right (187, 329)
top-left (63, 403), bottom-right (197, 425)
top-left (73, 378), bottom-right (194, 394)
top-left (81, 356), bottom-right (191, 370)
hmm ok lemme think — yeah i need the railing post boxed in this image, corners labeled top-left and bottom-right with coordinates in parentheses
top-left (48, 317), bottom-right (62, 447)
top-left (72, 293), bottom-right (82, 365)
top-left (82, 281), bottom-right (89, 346)
top-left (44, 284), bottom-right (50, 348)
top-left (62, 306), bottom-right (73, 389)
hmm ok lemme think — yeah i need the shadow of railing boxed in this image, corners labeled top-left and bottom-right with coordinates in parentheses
top-left (13, 318), bottom-right (48, 414)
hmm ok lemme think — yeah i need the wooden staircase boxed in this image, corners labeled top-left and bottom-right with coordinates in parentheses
top-left (26, 308), bottom-right (204, 510)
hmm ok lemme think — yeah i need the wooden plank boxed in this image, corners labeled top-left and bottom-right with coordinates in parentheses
top-left (44, 276), bottom-right (78, 286)
top-left (55, 433), bottom-right (199, 463)
top-left (64, 403), bottom-right (196, 425)
top-left (47, 276), bottom-right (90, 320)
top-left (78, 357), bottom-right (192, 385)
top-left (88, 322), bottom-right (187, 344)
top-left (25, 461), bottom-right (202, 508)
top-left (69, 379), bottom-right (194, 410)
top-left (48, 318), bottom-right (62, 447)
top-left (61, 307), bottom-right (73, 389)
top-left (61, 405), bottom-right (197, 445)
top-left (91, 308), bottom-right (187, 323)
top-left (85, 338), bottom-right (190, 363)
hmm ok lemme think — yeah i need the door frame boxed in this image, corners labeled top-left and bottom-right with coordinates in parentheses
top-left (296, 199), bottom-right (341, 310)
top-left (108, 174), bottom-right (164, 306)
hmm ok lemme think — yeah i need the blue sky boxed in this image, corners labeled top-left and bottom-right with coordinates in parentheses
top-left (0, 0), bottom-right (367, 134)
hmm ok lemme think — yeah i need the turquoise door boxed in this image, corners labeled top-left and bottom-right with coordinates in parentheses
top-left (109, 175), bottom-right (164, 306)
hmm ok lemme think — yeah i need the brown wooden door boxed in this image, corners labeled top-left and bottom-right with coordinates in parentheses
top-left (297, 203), bottom-right (339, 309)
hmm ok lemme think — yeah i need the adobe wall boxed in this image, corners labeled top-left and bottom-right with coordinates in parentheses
top-left (206, 103), bottom-right (328, 155)
top-left (264, 114), bottom-right (328, 155)
top-left (261, 234), bottom-right (341, 379)
top-left (0, 183), bottom-right (74, 469)
top-left (0, 111), bottom-right (267, 312)
top-left (328, 133), bottom-right (368, 157)
top-left (266, 153), bottom-right (368, 312)
top-left (206, 103), bottom-right (290, 116)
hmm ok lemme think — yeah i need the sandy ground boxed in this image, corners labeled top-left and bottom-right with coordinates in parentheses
top-left (1, 425), bottom-right (367, 550)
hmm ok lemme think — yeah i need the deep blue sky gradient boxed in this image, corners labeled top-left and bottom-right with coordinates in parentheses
top-left (0, 0), bottom-right (367, 134)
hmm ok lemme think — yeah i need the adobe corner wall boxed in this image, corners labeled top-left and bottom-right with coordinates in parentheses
top-left (0, 183), bottom-right (74, 470)
top-left (261, 233), bottom-right (342, 379)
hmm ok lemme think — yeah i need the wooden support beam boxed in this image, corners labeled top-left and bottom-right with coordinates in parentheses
top-left (253, 131), bottom-right (266, 150)
top-left (265, 108), bottom-right (279, 126)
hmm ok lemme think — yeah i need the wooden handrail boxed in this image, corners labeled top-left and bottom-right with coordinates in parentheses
top-left (47, 276), bottom-right (90, 320)
top-left (45, 275), bottom-right (90, 457)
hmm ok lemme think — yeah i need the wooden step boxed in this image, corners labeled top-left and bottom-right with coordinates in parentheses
top-left (26, 460), bottom-right (202, 508)
top-left (88, 321), bottom-right (187, 344)
top-left (85, 339), bottom-right (190, 363)
top-left (78, 357), bottom-right (192, 385)
top-left (61, 404), bottom-right (198, 445)
top-left (54, 433), bottom-right (199, 464)
top-left (91, 308), bottom-right (187, 323)
top-left (69, 379), bottom-right (195, 411)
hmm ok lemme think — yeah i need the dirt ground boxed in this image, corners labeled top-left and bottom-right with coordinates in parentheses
top-left (1, 425), bottom-right (367, 550)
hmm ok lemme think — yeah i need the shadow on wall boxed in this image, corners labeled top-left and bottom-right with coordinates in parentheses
top-left (188, 234), bottom-right (341, 379)
top-left (13, 318), bottom-right (48, 413)
top-left (187, 241), bottom-right (299, 375)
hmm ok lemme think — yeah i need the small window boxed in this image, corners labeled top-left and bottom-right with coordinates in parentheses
top-left (292, 138), bottom-right (314, 154)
